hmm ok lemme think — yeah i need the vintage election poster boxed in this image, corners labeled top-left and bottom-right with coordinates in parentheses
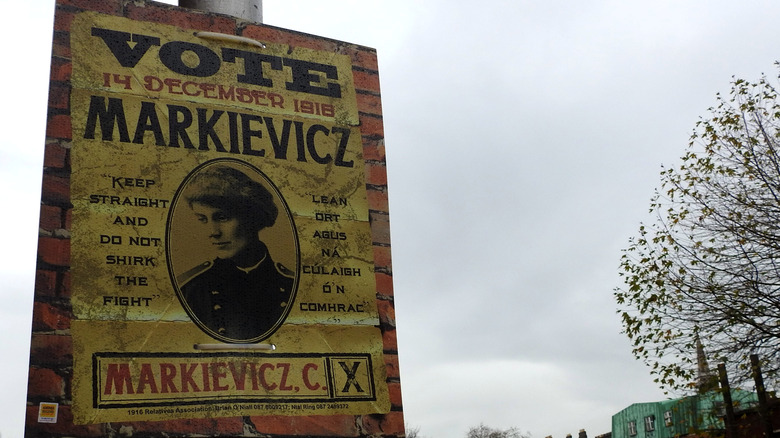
top-left (67, 11), bottom-right (389, 424)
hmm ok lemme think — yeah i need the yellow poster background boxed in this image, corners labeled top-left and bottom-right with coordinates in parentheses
top-left (69, 11), bottom-right (388, 424)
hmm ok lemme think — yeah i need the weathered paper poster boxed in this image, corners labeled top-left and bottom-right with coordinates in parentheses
top-left (67, 11), bottom-right (388, 424)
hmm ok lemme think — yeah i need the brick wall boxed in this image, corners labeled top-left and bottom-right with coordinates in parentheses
top-left (26, 1), bottom-right (404, 436)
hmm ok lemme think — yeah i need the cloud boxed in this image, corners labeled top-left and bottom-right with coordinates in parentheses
top-left (5, 1), bottom-right (780, 438)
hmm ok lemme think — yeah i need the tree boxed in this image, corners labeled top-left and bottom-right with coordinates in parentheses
top-left (406, 424), bottom-right (423, 438)
top-left (466, 423), bottom-right (529, 438)
top-left (615, 69), bottom-right (780, 393)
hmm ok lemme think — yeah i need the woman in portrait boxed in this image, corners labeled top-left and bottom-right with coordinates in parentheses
top-left (176, 164), bottom-right (294, 342)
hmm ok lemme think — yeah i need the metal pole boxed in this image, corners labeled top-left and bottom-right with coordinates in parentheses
top-left (178, 0), bottom-right (262, 23)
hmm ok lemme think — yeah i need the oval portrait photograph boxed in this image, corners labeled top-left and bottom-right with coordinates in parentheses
top-left (167, 159), bottom-right (299, 343)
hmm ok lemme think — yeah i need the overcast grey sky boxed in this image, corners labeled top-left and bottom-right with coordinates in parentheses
top-left (2, 1), bottom-right (780, 437)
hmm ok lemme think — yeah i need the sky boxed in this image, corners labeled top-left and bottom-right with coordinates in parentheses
top-left (2, 1), bottom-right (780, 437)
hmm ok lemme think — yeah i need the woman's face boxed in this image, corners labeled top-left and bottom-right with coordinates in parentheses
top-left (191, 202), bottom-right (255, 261)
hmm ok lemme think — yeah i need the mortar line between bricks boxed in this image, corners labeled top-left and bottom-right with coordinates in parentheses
top-left (359, 111), bottom-right (383, 119)
top-left (352, 65), bottom-right (379, 74)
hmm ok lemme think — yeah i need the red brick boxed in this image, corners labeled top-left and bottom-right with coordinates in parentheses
top-left (377, 299), bottom-right (396, 327)
top-left (359, 114), bottom-right (385, 138)
top-left (382, 327), bottom-right (398, 351)
top-left (52, 9), bottom-right (76, 32)
top-left (38, 236), bottom-right (70, 267)
top-left (242, 25), bottom-right (379, 73)
top-left (350, 50), bottom-right (379, 71)
top-left (251, 414), bottom-right (359, 436)
top-left (373, 246), bottom-right (392, 270)
top-left (367, 187), bottom-right (389, 211)
top-left (44, 140), bottom-right (69, 169)
top-left (32, 302), bottom-right (71, 331)
top-left (50, 58), bottom-right (72, 82)
top-left (356, 92), bottom-right (382, 116)
top-left (30, 333), bottom-right (73, 366)
top-left (52, 31), bottom-right (72, 59)
top-left (335, 45), bottom-right (379, 71)
top-left (236, 25), bottom-right (284, 45)
top-left (388, 381), bottom-right (403, 408)
top-left (361, 411), bottom-right (405, 436)
top-left (61, 271), bottom-right (72, 298)
top-left (46, 114), bottom-right (72, 139)
top-left (48, 83), bottom-right (71, 110)
top-left (64, 208), bottom-right (72, 230)
top-left (126, 3), bottom-right (236, 34)
top-left (371, 218), bottom-right (391, 246)
top-left (27, 367), bottom-right (65, 398)
top-left (352, 69), bottom-right (381, 93)
top-left (384, 353), bottom-right (400, 379)
top-left (242, 26), bottom-right (341, 53)
top-left (123, 417), bottom-right (244, 436)
top-left (26, 405), bottom-right (105, 437)
top-left (57, 0), bottom-right (122, 14)
top-left (362, 138), bottom-right (386, 162)
top-left (41, 174), bottom-right (70, 205)
top-left (365, 162), bottom-right (388, 186)
top-left (39, 205), bottom-right (63, 232)
top-left (35, 270), bottom-right (58, 297)
top-left (375, 272), bottom-right (394, 297)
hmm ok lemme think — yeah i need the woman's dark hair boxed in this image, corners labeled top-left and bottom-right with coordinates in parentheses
top-left (185, 165), bottom-right (278, 232)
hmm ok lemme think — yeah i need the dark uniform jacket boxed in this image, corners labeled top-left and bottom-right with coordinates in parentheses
top-left (179, 248), bottom-right (294, 341)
